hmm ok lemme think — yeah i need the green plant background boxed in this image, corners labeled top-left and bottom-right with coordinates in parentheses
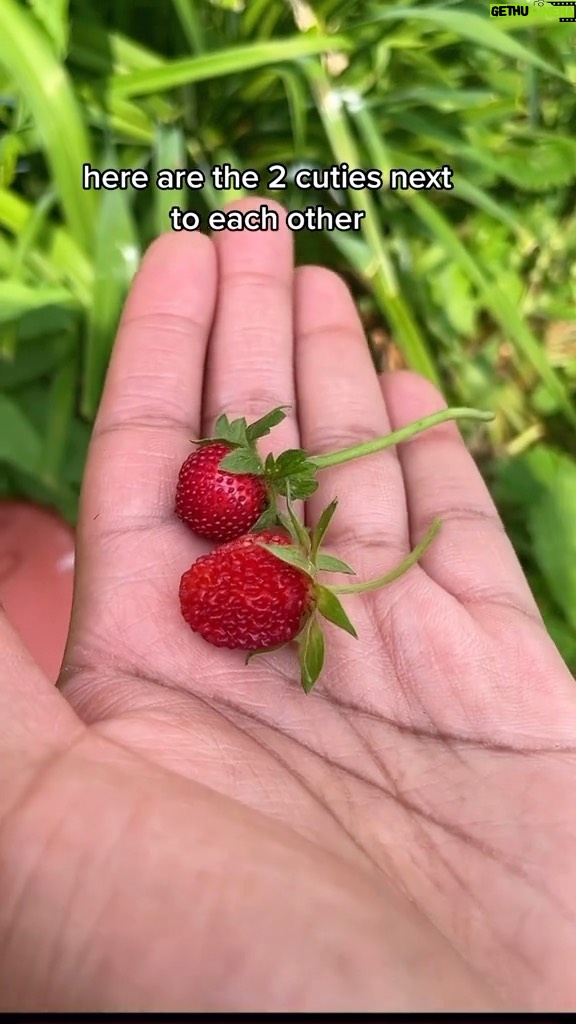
top-left (1, 0), bottom-right (575, 670)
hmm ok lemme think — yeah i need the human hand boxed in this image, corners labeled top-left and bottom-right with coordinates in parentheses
top-left (1, 200), bottom-right (575, 1012)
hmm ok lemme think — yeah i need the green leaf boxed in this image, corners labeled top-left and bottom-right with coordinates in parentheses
top-left (266, 449), bottom-right (318, 499)
top-left (245, 405), bottom-right (288, 442)
top-left (498, 136), bottom-right (576, 192)
top-left (213, 414), bottom-right (249, 447)
top-left (0, 189), bottom-right (92, 304)
top-left (81, 147), bottom-right (141, 417)
top-left (0, 133), bottom-right (20, 189)
top-left (153, 122), bottom-right (188, 236)
top-left (275, 473), bottom-right (318, 500)
top-left (299, 617), bottom-right (325, 694)
top-left (111, 35), bottom-right (352, 98)
top-left (310, 498), bottom-right (338, 558)
top-left (315, 554), bottom-right (356, 575)
top-left (0, 282), bottom-right (77, 323)
top-left (266, 448), bottom-right (310, 478)
top-left (0, 394), bottom-right (42, 475)
top-left (171, 0), bottom-right (205, 53)
top-left (366, 8), bottom-right (562, 78)
top-left (219, 449), bottom-right (264, 475)
top-left (40, 355), bottom-right (76, 486)
top-left (0, 0), bottom-right (96, 252)
top-left (527, 458), bottom-right (576, 631)
top-left (304, 60), bottom-right (440, 386)
top-left (258, 542), bottom-right (312, 576)
top-left (315, 587), bottom-right (358, 639)
top-left (28, 0), bottom-right (69, 57)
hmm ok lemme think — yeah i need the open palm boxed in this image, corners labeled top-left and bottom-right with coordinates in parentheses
top-left (2, 201), bottom-right (575, 1012)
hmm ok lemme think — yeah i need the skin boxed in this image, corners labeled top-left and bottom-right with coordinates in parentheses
top-left (1, 198), bottom-right (575, 1012)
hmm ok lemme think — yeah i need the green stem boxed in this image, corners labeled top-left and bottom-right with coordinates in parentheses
top-left (309, 408), bottom-right (493, 471)
top-left (331, 519), bottom-right (441, 595)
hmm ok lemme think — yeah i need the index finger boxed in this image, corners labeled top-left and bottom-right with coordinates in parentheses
top-left (79, 230), bottom-right (217, 544)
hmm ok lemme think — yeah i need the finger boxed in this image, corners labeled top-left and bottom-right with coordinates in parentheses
top-left (80, 230), bottom-right (217, 545)
top-left (202, 198), bottom-right (300, 460)
top-left (295, 267), bottom-right (409, 578)
top-left (381, 370), bottom-right (542, 620)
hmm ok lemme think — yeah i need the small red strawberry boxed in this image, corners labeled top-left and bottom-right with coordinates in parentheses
top-left (179, 528), bottom-right (314, 650)
top-left (175, 407), bottom-right (290, 542)
top-left (175, 441), bottom-right (268, 542)
top-left (179, 490), bottom-right (442, 693)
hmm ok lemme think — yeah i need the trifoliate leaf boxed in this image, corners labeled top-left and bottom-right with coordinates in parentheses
top-left (315, 586), bottom-right (358, 638)
top-left (245, 406), bottom-right (289, 442)
top-left (275, 474), bottom-right (318, 500)
top-left (311, 498), bottom-right (338, 557)
top-left (315, 554), bottom-right (356, 575)
top-left (213, 413), bottom-right (249, 447)
top-left (299, 617), bottom-right (325, 694)
top-left (266, 448), bottom-right (310, 478)
top-left (218, 449), bottom-right (264, 474)
top-left (257, 543), bottom-right (313, 576)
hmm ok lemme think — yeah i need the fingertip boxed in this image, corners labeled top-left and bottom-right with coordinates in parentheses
top-left (294, 264), bottom-right (351, 306)
top-left (121, 229), bottom-right (217, 324)
top-left (140, 227), bottom-right (215, 271)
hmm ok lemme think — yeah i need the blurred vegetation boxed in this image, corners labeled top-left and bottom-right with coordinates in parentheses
top-left (0, 0), bottom-right (575, 669)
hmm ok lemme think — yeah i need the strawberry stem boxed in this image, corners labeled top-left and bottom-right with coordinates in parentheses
top-left (330, 519), bottom-right (441, 595)
top-left (308, 408), bottom-right (493, 470)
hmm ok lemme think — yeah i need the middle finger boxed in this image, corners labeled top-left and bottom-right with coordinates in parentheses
top-left (202, 198), bottom-right (300, 459)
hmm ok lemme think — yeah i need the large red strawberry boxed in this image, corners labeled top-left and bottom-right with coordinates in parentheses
top-left (179, 528), bottom-right (313, 650)
top-left (179, 494), bottom-right (442, 693)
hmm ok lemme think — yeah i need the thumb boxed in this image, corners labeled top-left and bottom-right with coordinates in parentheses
top-left (0, 609), bottom-right (81, 819)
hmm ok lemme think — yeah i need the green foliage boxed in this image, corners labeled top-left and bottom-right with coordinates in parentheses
top-left (0, 0), bottom-right (575, 668)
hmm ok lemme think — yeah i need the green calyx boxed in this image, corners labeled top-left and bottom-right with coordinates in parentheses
top-left (251, 489), bottom-right (441, 694)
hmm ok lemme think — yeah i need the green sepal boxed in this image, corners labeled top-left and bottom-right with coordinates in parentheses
top-left (250, 504), bottom-right (279, 532)
top-left (219, 449), bottom-right (264, 475)
top-left (315, 553), bottom-right (356, 575)
top-left (280, 482), bottom-right (311, 553)
top-left (315, 586), bottom-right (358, 639)
top-left (245, 406), bottom-right (289, 442)
top-left (213, 413), bottom-right (249, 447)
top-left (258, 542), bottom-right (313, 576)
top-left (245, 641), bottom-right (289, 663)
top-left (298, 616), bottom-right (325, 694)
top-left (310, 498), bottom-right (338, 558)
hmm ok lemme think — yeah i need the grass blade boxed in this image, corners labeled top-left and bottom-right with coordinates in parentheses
top-left (111, 35), bottom-right (351, 98)
top-left (365, 8), bottom-right (563, 78)
top-left (0, 0), bottom-right (96, 252)
top-left (154, 123), bottom-right (189, 236)
top-left (82, 151), bottom-right (141, 417)
top-left (0, 394), bottom-right (42, 476)
top-left (305, 62), bottom-right (439, 384)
